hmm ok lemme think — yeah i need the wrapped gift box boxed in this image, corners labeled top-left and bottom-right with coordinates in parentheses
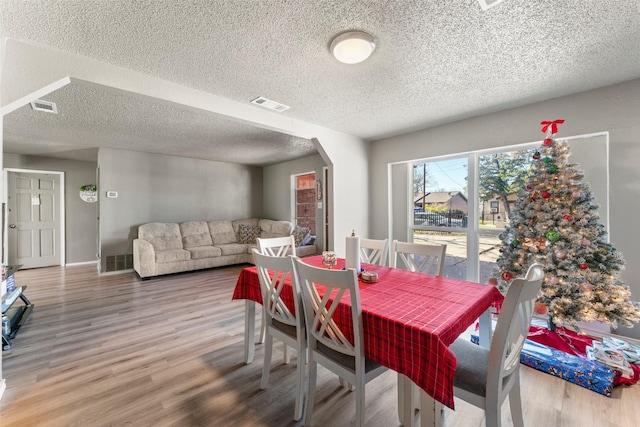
top-left (5, 274), bottom-right (15, 293)
top-left (520, 340), bottom-right (615, 397)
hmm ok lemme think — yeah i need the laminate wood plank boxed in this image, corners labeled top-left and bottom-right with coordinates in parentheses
top-left (0, 264), bottom-right (637, 426)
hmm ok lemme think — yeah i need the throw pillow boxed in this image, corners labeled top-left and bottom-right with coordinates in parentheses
top-left (237, 224), bottom-right (261, 244)
top-left (301, 233), bottom-right (315, 246)
top-left (292, 225), bottom-right (310, 247)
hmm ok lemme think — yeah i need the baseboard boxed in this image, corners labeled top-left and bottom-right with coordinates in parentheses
top-left (65, 261), bottom-right (99, 267)
top-left (98, 268), bottom-right (135, 276)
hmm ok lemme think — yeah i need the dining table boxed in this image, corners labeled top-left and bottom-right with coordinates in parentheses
top-left (232, 255), bottom-right (503, 427)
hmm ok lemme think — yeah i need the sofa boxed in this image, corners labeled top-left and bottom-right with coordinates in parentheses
top-left (133, 218), bottom-right (316, 279)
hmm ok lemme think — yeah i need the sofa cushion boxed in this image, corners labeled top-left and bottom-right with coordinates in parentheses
top-left (217, 243), bottom-right (249, 256)
top-left (180, 221), bottom-right (213, 247)
top-left (232, 218), bottom-right (260, 234)
top-left (208, 220), bottom-right (237, 245)
top-left (292, 225), bottom-right (310, 246)
top-left (186, 246), bottom-right (222, 259)
top-left (139, 223), bottom-right (183, 251)
top-left (155, 249), bottom-right (191, 263)
top-left (259, 219), bottom-right (294, 238)
top-left (237, 224), bottom-right (262, 244)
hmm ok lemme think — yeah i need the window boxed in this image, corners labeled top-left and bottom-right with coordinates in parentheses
top-left (407, 133), bottom-right (608, 283)
top-left (411, 157), bottom-right (468, 279)
top-left (294, 173), bottom-right (316, 234)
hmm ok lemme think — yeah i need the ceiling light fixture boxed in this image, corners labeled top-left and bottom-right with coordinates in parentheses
top-left (330, 31), bottom-right (376, 64)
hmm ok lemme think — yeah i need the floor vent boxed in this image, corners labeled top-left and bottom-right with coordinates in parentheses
top-left (105, 254), bottom-right (134, 272)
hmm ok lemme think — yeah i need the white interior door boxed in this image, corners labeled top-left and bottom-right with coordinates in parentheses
top-left (7, 171), bottom-right (62, 268)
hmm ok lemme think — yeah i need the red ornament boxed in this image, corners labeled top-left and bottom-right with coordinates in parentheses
top-left (501, 271), bottom-right (513, 281)
top-left (534, 302), bottom-right (548, 315)
top-left (533, 151), bottom-right (541, 160)
top-left (580, 263), bottom-right (588, 270)
top-left (488, 277), bottom-right (498, 286)
top-left (563, 215), bottom-right (573, 222)
top-left (529, 218), bottom-right (535, 226)
top-left (543, 138), bottom-right (553, 146)
top-left (542, 191), bottom-right (551, 199)
top-left (525, 184), bottom-right (532, 191)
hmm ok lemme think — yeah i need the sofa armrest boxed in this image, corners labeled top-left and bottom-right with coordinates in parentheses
top-left (133, 239), bottom-right (156, 278)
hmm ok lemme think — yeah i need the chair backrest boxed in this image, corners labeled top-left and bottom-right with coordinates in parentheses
top-left (488, 263), bottom-right (545, 394)
top-left (390, 240), bottom-right (446, 276)
top-left (360, 238), bottom-right (389, 266)
top-left (257, 235), bottom-right (296, 257)
top-left (253, 250), bottom-right (303, 334)
top-left (293, 258), bottom-right (363, 360)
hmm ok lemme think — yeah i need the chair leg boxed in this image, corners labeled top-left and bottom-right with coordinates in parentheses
top-left (355, 375), bottom-right (365, 427)
top-left (304, 359), bottom-right (318, 426)
top-left (260, 332), bottom-right (273, 389)
top-left (293, 346), bottom-right (306, 421)
top-left (284, 342), bottom-right (290, 364)
top-left (257, 309), bottom-right (266, 344)
top-left (484, 393), bottom-right (502, 427)
top-left (508, 373), bottom-right (524, 427)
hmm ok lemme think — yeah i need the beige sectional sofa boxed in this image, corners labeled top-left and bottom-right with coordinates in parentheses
top-left (133, 218), bottom-right (316, 279)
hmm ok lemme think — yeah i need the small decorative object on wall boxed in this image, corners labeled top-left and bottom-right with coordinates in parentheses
top-left (316, 180), bottom-right (323, 200)
top-left (79, 185), bottom-right (97, 203)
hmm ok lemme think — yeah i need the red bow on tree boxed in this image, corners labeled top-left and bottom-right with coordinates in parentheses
top-left (540, 119), bottom-right (565, 134)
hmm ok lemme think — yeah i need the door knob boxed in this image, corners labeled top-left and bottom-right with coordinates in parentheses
top-left (9, 224), bottom-right (16, 228)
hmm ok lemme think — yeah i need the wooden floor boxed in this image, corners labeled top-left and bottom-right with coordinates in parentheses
top-left (0, 264), bottom-right (638, 427)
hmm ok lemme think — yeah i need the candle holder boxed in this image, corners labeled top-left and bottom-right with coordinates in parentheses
top-left (322, 251), bottom-right (337, 269)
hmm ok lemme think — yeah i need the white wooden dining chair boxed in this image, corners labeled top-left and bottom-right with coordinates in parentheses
top-left (257, 235), bottom-right (296, 257)
top-left (448, 263), bottom-right (545, 427)
top-left (293, 258), bottom-right (388, 427)
top-left (390, 240), bottom-right (446, 276)
top-left (253, 250), bottom-right (306, 421)
top-left (392, 239), bottom-right (447, 424)
top-left (359, 238), bottom-right (389, 266)
top-left (255, 236), bottom-right (297, 345)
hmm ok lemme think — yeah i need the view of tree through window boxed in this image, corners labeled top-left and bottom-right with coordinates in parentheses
top-left (478, 149), bottom-right (536, 228)
top-left (410, 149), bottom-right (536, 282)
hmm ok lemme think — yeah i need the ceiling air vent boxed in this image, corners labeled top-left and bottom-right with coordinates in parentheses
top-left (250, 96), bottom-right (290, 112)
top-left (478, 0), bottom-right (506, 10)
top-left (30, 99), bottom-right (58, 114)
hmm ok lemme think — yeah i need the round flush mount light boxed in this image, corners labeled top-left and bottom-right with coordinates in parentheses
top-left (330, 31), bottom-right (376, 64)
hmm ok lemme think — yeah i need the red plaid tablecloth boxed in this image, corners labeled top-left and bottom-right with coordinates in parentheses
top-left (232, 255), bottom-right (503, 409)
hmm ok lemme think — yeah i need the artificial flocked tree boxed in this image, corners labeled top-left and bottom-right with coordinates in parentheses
top-left (492, 119), bottom-right (640, 331)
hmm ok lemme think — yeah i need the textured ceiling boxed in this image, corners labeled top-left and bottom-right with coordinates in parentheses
top-left (2, 0), bottom-right (640, 164)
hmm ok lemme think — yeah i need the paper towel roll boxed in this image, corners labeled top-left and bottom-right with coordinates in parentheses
top-left (345, 234), bottom-right (361, 272)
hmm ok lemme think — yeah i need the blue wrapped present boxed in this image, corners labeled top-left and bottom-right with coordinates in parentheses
top-left (520, 339), bottom-right (615, 397)
top-left (5, 274), bottom-right (15, 293)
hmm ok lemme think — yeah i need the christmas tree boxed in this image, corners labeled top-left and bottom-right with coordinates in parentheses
top-left (492, 120), bottom-right (640, 329)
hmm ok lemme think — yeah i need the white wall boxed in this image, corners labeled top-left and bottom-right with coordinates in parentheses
top-left (370, 78), bottom-right (640, 338)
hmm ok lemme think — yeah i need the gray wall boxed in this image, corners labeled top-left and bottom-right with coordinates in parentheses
top-left (370, 78), bottom-right (640, 338)
top-left (3, 153), bottom-right (98, 264)
top-left (263, 154), bottom-right (326, 251)
top-left (97, 148), bottom-right (263, 271)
